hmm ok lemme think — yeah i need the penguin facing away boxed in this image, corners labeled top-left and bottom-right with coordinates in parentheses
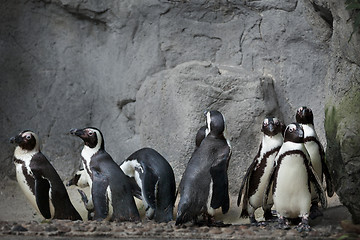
top-left (120, 147), bottom-right (176, 222)
top-left (263, 123), bottom-right (327, 232)
top-left (70, 127), bottom-right (140, 221)
top-left (237, 117), bottom-right (284, 225)
top-left (176, 110), bottom-right (231, 226)
top-left (296, 106), bottom-right (334, 219)
top-left (10, 130), bottom-right (82, 221)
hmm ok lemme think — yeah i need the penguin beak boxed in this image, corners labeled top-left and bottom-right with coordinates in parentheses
top-left (9, 136), bottom-right (22, 144)
top-left (70, 128), bottom-right (83, 137)
top-left (9, 137), bottom-right (16, 144)
top-left (268, 123), bottom-right (274, 133)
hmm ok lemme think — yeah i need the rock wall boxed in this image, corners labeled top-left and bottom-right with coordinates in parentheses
top-left (0, 0), bottom-right (347, 199)
top-left (321, 0), bottom-right (360, 224)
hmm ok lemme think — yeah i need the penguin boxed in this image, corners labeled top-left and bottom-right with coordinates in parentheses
top-left (296, 106), bottom-right (334, 219)
top-left (176, 110), bottom-right (231, 226)
top-left (70, 127), bottom-right (140, 221)
top-left (9, 130), bottom-right (82, 221)
top-left (120, 147), bottom-right (176, 222)
top-left (237, 117), bottom-right (284, 225)
top-left (263, 123), bottom-right (327, 232)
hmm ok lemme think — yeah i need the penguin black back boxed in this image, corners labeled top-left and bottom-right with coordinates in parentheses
top-left (122, 147), bottom-right (176, 222)
top-left (176, 110), bottom-right (231, 225)
top-left (70, 127), bottom-right (140, 221)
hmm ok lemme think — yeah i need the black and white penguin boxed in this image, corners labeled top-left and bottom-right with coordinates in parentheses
top-left (237, 117), bottom-right (284, 225)
top-left (120, 147), bottom-right (176, 222)
top-left (263, 123), bottom-right (327, 232)
top-left (296, 106), bottom-right (334, 218)
top-left (176, 110), bottom-right (231, 226)
top-left (70, 127), bottom-right (140, 221)
top-left (9, 130), bottom-right (82, 221)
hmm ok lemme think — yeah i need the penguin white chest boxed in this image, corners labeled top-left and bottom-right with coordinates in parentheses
top-left (304, 141), bottom-right (322, 177)
top-left (274, 154), bottom-right (311, 218)
top-left (81, 146), bottom-right (98, 186)
top-left (15, 162), bottom-right (39, 213)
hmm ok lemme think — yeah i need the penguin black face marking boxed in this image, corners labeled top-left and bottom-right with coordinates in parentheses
top-left (205, 110), bottom-right (225, 136)
top-left (10, 130), bottom-right (38, 151)
top-left (296, 106), bottom-right (314, 125)
top-left (284, 123), bottom-right (304, 143)
top-left (70, 127), bottom-right (104, 149)
top-left (261, 117), bottom-right (284, 137)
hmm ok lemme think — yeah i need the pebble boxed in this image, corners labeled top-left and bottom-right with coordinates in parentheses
top-left (208, 227), bottom-right (222, 234)
top-left (11, 224), bottom-right (28, 232)
top-left (0, 218), bottom-right (357, 239)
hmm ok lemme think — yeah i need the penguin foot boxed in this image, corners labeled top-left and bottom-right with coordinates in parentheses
top-left (249, 216), bottom-right (267, 226)
top-left (277, 217), bottom-right (290, 230)
top-left (309, 203), bottom-right (323, 220)
top-left (296, 215), bottom-right (311, 232)
top-left (263, 209), bottom-right (278, 222)
top-left (295, 222), bottom-right (311, 232)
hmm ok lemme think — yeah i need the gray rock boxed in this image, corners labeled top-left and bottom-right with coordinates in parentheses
top-left (135, 61), bottom-right (282, 189)
top-left (321, 0), bottom-right (360, 224)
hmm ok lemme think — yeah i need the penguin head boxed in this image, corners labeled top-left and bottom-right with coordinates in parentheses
top-left (70, 127), bottom-right (104, 150)
top-left (261, 117), bottom-right (285, 137)
top-left (284, 123), bottom-right (304, 144)
top-left (204, 110), bottom-right (226, 136)
top-left (10, 130), bottom-right (40, 152)
top-left (296, 106), bottom-right (314, 125)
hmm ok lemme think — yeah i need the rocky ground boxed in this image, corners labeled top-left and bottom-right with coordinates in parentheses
top-left (1, 178), bottom-right (359, 239)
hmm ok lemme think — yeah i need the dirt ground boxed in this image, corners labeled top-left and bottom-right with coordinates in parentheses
top-left (0, 177), bottom-right (359, 239)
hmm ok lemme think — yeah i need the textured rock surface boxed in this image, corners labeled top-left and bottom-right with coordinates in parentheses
top-left (0, 0), bottom-right (329, 189)
top-left (0, 0), bottom-right (359, 223)
top-left (321, 0), bottom-right (360, 224)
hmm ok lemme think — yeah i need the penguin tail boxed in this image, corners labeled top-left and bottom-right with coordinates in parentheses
top-left (175, 209), bottom-right (191, 226)
top-left (240, 209), bottom-right (249, 218)
top-left (154, 206), bottom-right (174, 223)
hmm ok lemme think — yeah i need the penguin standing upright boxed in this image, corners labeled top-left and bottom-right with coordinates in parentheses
top-left (296, 106), bottom-right (334, 218)
top-left (263, 123), bottom-right (327, 232)
top-left (10, 130), bottom-right (82, 221)
top-left (70, 127), bottom-right (140, 221)
top-left (237, 117), bottom-right (284, 225)
top-left (176, 110), bottom-right (231, 226)
top-left (120, 147), bottom-right (176, 222)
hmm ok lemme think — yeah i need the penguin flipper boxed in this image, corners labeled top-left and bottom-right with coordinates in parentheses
top-left (140, 166), bottom-right (158, 210)
top-left (262, 161), bottom-right (276, 211)
top-left (321, 153), bottom-right (334, 197)
top-left (237, 159), bottom-right (257, 207)
top-left (210, 147), bottom-right (231, 214)
top-left (34, 177), bottom-right (51, 219)
top-left (127, 176), bottom-right (142, 200)
top-left (307, 164), bottom-right (328, 209)
top-left (91, 170), bottom-right (109, 220)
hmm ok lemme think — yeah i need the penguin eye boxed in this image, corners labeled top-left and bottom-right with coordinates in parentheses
top-left (88, 131), bottom-right (94, 136)
top-left (289, 128), bottom-right (294, 133)
top-left (26, 135), bottom-right (31, 140)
